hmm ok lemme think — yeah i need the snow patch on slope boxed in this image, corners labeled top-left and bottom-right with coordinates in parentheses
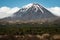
top-left (22, 3), bottom-right (33, 9)
top-left (22, 3), bottom-right (44, 13)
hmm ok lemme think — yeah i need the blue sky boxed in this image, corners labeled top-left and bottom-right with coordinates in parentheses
top-left (0, 0), bottom-right (60, 18)
top-left (0, 0), bottom-right (60, 8)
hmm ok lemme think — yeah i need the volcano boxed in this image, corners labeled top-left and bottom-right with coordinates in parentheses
top-left (0, 3), bottom-right (57, 23)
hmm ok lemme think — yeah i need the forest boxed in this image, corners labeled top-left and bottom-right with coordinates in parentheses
top-left (0, 21), bottom-right (60, 35)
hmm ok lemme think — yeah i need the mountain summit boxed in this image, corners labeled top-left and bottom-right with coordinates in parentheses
top-left (1, 3), bottom-right (57, 23)
top-left (22, 3), bottom-right (44, 13)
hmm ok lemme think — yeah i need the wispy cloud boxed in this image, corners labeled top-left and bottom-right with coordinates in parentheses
top-left (47, 7), bottom-right (60, 16)
top-left (0, 6), bottom-right (20, 18)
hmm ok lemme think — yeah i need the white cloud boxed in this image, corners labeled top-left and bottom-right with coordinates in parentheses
top-left (0, 6), bottom-right (60, 19)
top-left (47, 7), bottom-right (60, 16)
top-left (0, 6), bottom-right (20, 18)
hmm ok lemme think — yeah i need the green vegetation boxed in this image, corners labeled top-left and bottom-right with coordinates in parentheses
top-left (0, 22), bottom-right (60, 35)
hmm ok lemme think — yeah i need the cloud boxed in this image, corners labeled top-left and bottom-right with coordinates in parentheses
top-left (0, 6), bottom-right (60, 19)
top-left (0, 6), bottom-right (20, 18)
top-left (47, 7), bottom-right (60, 16)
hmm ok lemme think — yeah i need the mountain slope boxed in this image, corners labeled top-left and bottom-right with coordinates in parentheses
top-left (0, 3), bottom-right (57, 23)
top-left (13, 3), bottom-right (55, 20)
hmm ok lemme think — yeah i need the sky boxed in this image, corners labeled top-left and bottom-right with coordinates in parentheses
top-left (0, 0), bottom-right (60, 18)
